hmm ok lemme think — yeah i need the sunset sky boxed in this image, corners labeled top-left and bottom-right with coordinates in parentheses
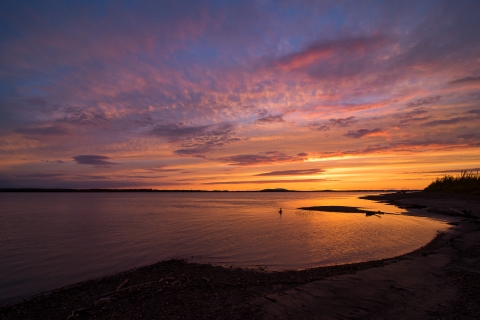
top-left (1, 0), bottom-right (479, 190)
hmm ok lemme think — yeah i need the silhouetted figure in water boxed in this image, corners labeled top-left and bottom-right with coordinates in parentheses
top-left (279, 208), bottom-right (282, 214)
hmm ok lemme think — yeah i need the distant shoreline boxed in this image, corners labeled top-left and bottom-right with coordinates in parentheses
top-left (0, 188), bottom-right (417, 193)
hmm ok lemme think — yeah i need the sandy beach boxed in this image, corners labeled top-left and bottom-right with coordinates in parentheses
top-left (1, 192), bottom-right (479, 319)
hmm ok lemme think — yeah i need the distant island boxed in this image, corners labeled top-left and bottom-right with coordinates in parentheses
top-left (259, 188), bottom-right (291, 192)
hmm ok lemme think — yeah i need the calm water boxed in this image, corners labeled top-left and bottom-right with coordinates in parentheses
top-left (0, 192), bottom-right (448, 305)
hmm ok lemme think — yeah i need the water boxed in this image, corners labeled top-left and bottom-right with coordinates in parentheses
top-left (0, 192), bottom-right (448, 306)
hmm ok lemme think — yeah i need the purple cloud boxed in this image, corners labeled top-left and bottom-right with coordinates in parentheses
top-left (150, 123), bottom-right (211, 140)
top-left (73, 155), bottom-right (118, 166)
top-left (58, 109), bottom-right (109, 125)
top-left (255, 114), bottom-right (285, 124)
top-left (405, 96), bottom-right (441, 108)
top-left (398, 108), bottom-right (431, 124)
top-left (218, 151), bottom-right (308, 166)
top-left (457, 133), bottom-right (477, 140)
top-left (448, 76), bottom-right (480, 85)
top-left (344, 128), bottom-right (384, 138)
top-left (466, 109), bottom-right (480, 115)
top-left (144, 165), bottom-right (181, 172)
top-left (311, 116), bottom-right (358, 131)
top-left (423, 117), bottom-right (471, 127)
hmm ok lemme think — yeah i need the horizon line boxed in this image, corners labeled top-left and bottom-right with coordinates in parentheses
top-left (0, 188), bottom-right (421, 193)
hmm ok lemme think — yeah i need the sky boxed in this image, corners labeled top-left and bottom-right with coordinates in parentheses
top-left (0, 0), bottom-right (479, 190)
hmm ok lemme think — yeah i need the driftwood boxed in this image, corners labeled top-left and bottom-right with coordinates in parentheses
top-left (115, 278), bottom-right (129, 291)
top-left (449, 207), bottom-right (465, 215)
top-left (263, 296), bottom-right (277, 302)
top-left (66, 308), bottom-right (86, 320)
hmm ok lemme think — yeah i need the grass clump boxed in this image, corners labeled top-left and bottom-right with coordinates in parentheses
top-left (424, 171), bottom-right (480, 194)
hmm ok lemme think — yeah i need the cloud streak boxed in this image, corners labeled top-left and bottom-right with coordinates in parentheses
top-left (311, 116), bottom-right (358, 131)
top-left (73, 155), bottom-right (118, 166)
top-left (255, 114), bottom-right (285, 124)
top-left (218, 152), bottom-right (308, 166)
top-left (448, 76), bottom-right (480, 85)
top-left (344, 128), bottom-right (385, 139)
top-left (255, 169), bottom-right (323, 176)
top-left (423, 117), bottom-right (472, 127)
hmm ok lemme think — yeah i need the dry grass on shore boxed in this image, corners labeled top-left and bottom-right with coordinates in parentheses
top-left (424, 170), bottom-right (480, 194)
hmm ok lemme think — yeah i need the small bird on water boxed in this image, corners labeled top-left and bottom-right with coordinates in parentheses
top-left (279, 208), bottom-right (282, 214)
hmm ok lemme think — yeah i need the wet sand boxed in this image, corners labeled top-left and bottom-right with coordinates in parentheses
top-left (1, 192), bottom-right (479, 319)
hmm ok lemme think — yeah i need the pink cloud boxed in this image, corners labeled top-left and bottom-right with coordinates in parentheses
top-left (272, 36), bottom-right (390, 72)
